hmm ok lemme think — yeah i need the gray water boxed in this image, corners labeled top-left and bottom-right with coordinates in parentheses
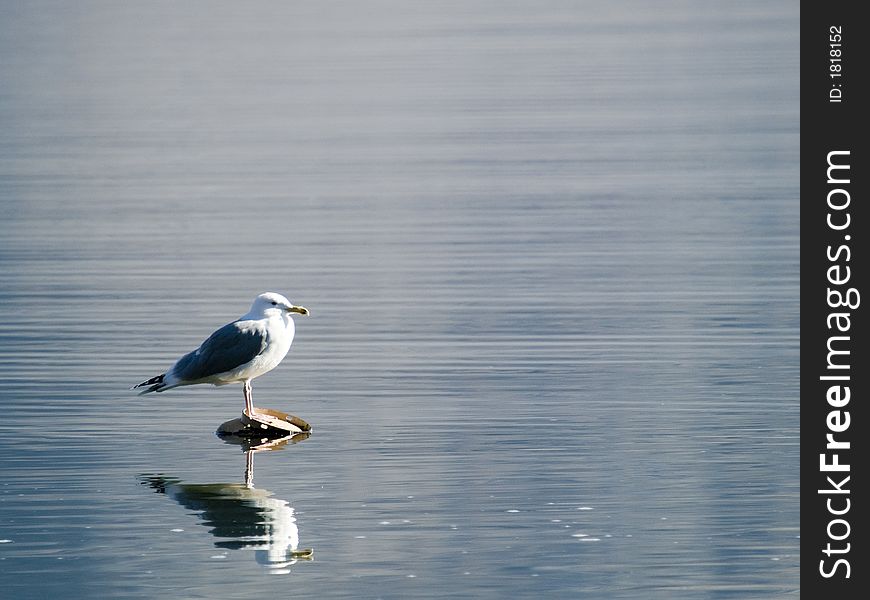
top-left (0, 1), bottom-right (799, 598)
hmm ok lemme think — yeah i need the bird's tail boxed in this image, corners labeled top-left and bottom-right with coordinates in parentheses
top-left (132, 373), bottom-right (167, 394)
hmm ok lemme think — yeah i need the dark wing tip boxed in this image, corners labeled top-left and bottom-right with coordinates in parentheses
top-left (132, 373), bottom-right (165, 391)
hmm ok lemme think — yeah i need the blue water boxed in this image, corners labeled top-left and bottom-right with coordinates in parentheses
top-left (0, 1), bottom-right (799, 598)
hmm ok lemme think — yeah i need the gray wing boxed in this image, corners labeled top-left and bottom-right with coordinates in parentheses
top-left (172, 321), bottom-right (267, 382)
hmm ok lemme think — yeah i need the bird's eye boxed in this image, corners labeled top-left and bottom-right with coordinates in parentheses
top-left (271, 301), bottom-right (277, 306)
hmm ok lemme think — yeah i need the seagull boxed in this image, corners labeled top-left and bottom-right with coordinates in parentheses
top-left (133, 292), bottom-right (309, 417)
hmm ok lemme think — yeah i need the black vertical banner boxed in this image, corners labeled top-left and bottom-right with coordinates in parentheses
top-left (802, 3), bottom-right (868, 597)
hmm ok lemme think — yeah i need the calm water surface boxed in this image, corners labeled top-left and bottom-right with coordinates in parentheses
top-left (0, 1), bottom-right (798, 598)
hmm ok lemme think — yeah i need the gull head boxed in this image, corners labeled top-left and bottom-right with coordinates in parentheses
top-left (249, 292), bottom-right (309, 319)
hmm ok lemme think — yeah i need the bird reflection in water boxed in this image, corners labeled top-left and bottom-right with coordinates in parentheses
top-left (139, 432), bottom-right (313, 574)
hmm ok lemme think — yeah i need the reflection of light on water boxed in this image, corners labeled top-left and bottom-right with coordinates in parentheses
top-left (139, 433), bottom-right (312, 574)
top-left (247, 491), bottom-right (303, 573)
top-left (156, 480), bottom-right (310, 573)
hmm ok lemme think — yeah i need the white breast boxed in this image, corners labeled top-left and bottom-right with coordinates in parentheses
top-left (218, 315), bottom-right (295, 383)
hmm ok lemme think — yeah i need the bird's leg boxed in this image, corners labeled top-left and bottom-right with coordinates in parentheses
top-left (243, 380), bottom-right (254, 417)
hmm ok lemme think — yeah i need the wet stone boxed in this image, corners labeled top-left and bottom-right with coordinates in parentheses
top-left (217, 408), bottom-right (311, 438)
